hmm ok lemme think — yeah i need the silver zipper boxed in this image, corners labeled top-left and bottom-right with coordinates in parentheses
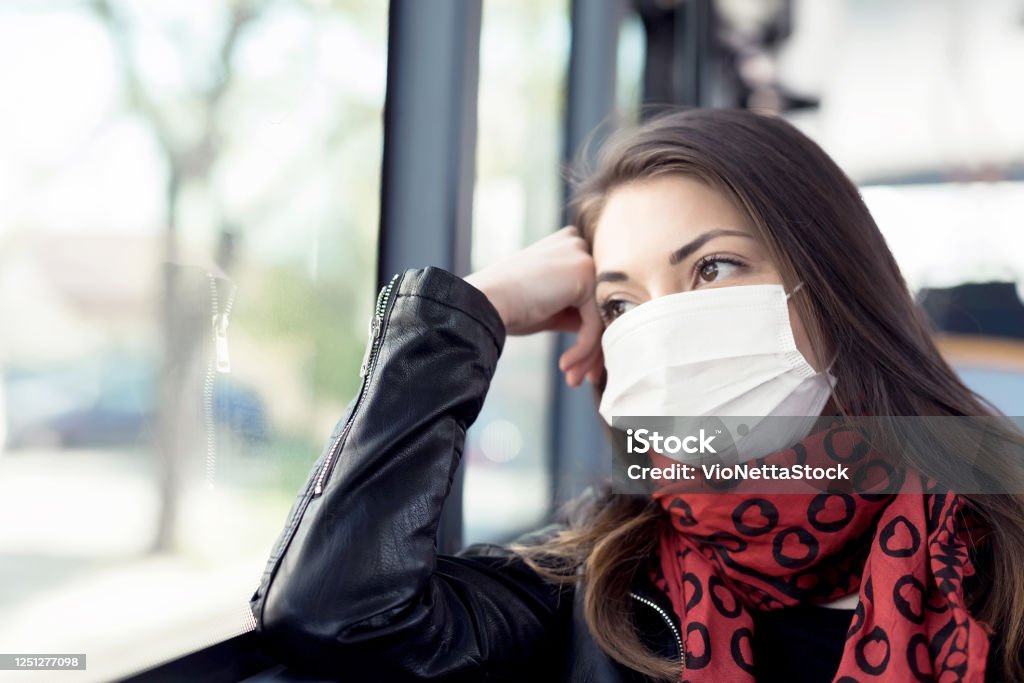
top-left (630, 591), bottom-right (684, 672)
top-left (359, 311), bottom-right (383, 378)
top-left (313, 272), bottom-right (402, 496)
top-left (205, 272), bottom-right (237, 489)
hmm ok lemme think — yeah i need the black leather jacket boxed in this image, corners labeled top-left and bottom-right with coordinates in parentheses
top-left (248, 266), bottom-right (683, 682)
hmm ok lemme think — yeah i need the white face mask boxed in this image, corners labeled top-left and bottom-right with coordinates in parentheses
top-left (597, 283), bottom-right (837, 461)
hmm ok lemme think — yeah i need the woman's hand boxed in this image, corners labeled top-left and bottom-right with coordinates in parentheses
top-left (464, 226), bottom-right (604, 388)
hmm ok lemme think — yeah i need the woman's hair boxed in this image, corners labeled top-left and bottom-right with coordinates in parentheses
top-left (511, 107), bottom-right (1024, 681)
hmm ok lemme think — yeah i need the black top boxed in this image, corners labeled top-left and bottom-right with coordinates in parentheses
top-left (752, 605), bottom-right (854, 682)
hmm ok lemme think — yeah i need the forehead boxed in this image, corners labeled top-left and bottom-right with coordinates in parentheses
top-left (591, 175), bottom-right (749, 267)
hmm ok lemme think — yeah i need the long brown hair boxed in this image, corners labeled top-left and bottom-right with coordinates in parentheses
top-left (512, 107), bottom-right (1024, 681)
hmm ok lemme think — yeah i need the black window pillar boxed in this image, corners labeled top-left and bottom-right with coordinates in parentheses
top-left (549, 0), bottom-right (625, 513)
top-left (635, 0), bottom-right (715, 109)
top-left (378, 0), bottom-right (482, 554)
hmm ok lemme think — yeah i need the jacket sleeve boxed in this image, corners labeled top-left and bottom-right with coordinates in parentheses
top-left (248, 266), bottom-right (571, 682)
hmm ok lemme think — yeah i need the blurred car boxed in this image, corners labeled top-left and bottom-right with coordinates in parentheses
top-left (2, 352), bottom-right (268, 450)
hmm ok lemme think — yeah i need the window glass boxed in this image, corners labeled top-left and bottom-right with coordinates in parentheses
top-left (774, 0), bottom-right (1024, 288)
top-left (0, 1), bottom-right (386, 678)
top-left (616, 9), bottom-right (647, 124)
top-left (775, 0), bottom-right (1024, 406)
top-left (464, 0), bottom-right (570, 545)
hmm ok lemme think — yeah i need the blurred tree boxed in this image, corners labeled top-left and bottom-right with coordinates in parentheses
top-left (89, 0), bottom-right (269, 553)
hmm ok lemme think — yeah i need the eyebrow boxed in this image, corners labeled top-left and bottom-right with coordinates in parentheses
top-left (596, 229), bottom-right (754, 284)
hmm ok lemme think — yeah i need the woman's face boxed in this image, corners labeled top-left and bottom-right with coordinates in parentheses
top-left (590, 174), bottom-right (823, 372)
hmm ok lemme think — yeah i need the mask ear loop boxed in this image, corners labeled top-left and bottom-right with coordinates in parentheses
top-left (784, 281), bottom-right (839, 375)
top-left (824, 353), bottom-right (839, 374)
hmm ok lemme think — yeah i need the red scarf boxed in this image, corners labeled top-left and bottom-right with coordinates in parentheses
top-left (649, 421), bottom-right (993, 682)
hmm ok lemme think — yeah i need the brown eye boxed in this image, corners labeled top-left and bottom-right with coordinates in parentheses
top-left (699, 260), bottom-right (719, 282)
top-left (694, 256), bottom-right (743, 286)
top-left (600, 299), bottom-right (636, 323)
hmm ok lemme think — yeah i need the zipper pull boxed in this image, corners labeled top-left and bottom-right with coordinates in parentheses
top-left (213, 313), bottom-right (231, 373)
top-left (312, 273), bottom-right (401, 499)
top-left (359, 314), bottom-right (382, 378)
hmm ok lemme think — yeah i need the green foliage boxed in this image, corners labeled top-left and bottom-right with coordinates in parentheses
top-left (235, 261), bottom-right (370, 405)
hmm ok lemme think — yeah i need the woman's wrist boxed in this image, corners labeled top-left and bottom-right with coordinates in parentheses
top-left (463, 273), bottom-right (512, 330)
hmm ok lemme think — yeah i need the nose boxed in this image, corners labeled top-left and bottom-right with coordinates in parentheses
top-left (644, 274), bottom-right (687, 303)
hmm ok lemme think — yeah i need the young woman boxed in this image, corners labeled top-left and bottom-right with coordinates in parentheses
top-left (249, 108), bottom-right (1024, 682)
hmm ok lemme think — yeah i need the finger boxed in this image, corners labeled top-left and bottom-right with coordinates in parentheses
top-left (584, 347), bottom-right (605, 386)
top-left (548, 308), bottom-right (582, 333)
top-left (558, 326), bottom-right (593, 372)
top-left (546, 225), bottom-right (578, 244)
top-left (558, 295), bottom-right (603, 375)
top-left (564, 338), bottom-right (601, 380)
top-left (564, 342), bottom-right (603, 388)
top-left (521, 308), bottom-right (579, 337)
